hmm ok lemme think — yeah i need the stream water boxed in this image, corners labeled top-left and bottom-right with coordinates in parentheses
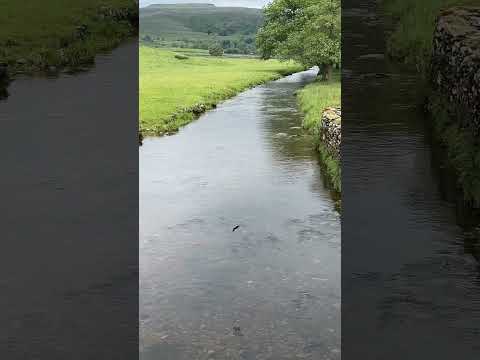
top-left (0, 42), bottom-right (138, 359)
top-left (140, 70), bottom-right (341, 359)
top-left (343, 2), bottom-right (480, 358)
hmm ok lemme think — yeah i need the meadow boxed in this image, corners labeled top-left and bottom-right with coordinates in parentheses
top-left (298, 71), bottom-right (341, 192)
top-left (0, 0), bottom-right (137, 74)
top-left (139, 46), bottom-right (304, 135)
top-left (381, 0), bottom-right (478, 74)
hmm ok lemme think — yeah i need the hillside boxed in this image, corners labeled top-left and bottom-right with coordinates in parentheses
top-left (140, 3), bottom-right (263, 54)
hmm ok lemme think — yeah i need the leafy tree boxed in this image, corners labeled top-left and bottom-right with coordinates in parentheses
top-left (256, 0), bottom-right (340, 80)
top-left (208, 43), bottom-right (224, 57)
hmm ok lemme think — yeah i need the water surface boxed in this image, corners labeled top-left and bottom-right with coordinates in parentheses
top-left (342, 2), bottom-right (480, 358)
top-left (140, 70), bottom-right (341, 359)
top-left (0, 42), bottom-right (138, 359)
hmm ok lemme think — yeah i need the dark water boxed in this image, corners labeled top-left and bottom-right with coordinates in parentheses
top-left (343, 2), bottom-right (480, 358)
top-left (140, 70), bottom-right (341, 359)
top-left (0, 42), bottom-right (138, 359)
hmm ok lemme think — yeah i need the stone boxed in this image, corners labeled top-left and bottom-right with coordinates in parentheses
top-left (431, 6), bottom-right (480, 132)
top-left (318, 107), bottom-right (341, 160)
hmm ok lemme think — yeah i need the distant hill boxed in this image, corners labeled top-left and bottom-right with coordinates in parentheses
top-left (140, 3), bottom-right (264, 54)
top-left (139, 0), bottom-right (269, 8)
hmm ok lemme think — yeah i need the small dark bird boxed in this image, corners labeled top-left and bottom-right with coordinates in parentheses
top-left (232, 225), bottom-right (240, 232)
top-left (233, 326), bottom-right (243, 336)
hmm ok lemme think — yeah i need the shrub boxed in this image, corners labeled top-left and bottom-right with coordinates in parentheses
top-left (208, 44), bottom-right (224, 57)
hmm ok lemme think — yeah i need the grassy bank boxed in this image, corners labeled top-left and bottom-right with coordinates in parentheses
top-left (297, 72), bottom-right (341, 193)
top-left (382, 0), bottom-right (480, 205)
top-left (140, 46), bottom-right (304, 135)
top-left (429, 93), bottom-right (480, 206)
top-left (0, 0), bottom-right (137, 76)
top-left (381, 0), bottom-right (477, 74)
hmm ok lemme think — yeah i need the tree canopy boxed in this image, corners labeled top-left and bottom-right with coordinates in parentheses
top-left (256, 0), bottom-right (340, 80)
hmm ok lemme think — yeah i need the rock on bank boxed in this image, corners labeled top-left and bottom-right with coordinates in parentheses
top-left (318, 107), bottom-right (341, 161)
top-left (431, 6), bottom-right (480, 132)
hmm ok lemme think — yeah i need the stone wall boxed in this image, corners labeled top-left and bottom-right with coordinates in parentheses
top-left (318, 107), bottom-right (341, 160)
top-left (431, 7), bottom-right (480, 132)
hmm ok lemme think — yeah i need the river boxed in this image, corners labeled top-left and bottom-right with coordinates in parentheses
top-left (343, 2), bottom-right (480, 358)
top-left (140, 70), bottom-right (341, 359)
top-left (0, 42), bottom-right (138, 359)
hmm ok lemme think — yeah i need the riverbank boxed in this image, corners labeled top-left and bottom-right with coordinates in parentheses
top-left (382, 1), bottom-right (480, 206)
top-left (139, 46), bottom-right (304, 136)
top-left (0, 0), bottom-right (137, 80)
top-left (381, 0), bottom-right (477, 74)
top-left (297, 72), bottom-right (341, 193)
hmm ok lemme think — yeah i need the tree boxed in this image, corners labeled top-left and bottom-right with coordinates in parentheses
top-left (256, 0), bottom-right (340, 80)
top-left (208, 43), bottom-right (224, 57)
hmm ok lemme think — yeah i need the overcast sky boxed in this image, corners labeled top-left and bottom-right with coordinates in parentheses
top-left (139, 0), bottom-right (271, 8)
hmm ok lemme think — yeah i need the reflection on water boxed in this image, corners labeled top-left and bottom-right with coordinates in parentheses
top-left (140, 70), bottom-right (341, 359)
top-left (343, 2), bottom-right (480, 358)
top-left (0, 42), bottom-right (138, 359)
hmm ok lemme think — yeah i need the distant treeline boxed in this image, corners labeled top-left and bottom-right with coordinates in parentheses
top-left (141, 34), bottom-right (257, 54)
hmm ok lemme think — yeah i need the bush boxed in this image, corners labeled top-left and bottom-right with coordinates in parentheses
top-left (208, 44), bottom-right (224, 57)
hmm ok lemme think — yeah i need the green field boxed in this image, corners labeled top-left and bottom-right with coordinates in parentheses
top-left (0, 0), bottom-right (137, 74)
top-left (140, 46), bottom-right (304, 135)
top-left (298, 72), bottom-right (341, 192)
top-left (381, 0), bottom-right (477, 74)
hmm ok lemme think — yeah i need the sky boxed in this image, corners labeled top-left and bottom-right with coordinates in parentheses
top-left (139, 0), bottom-right (271, 8)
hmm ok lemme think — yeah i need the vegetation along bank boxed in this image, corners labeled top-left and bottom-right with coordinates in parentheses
top-left (139, 46), bottom-right (303, 136)
top-left (0, 0), bottom-right (138, 84)
top-left (298, 72), bottom-right (341, 193)
top-left (382, 0), bottom-right (480, 205)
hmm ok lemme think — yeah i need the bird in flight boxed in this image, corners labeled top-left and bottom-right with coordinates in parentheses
top-left (232, 225), bottom-right (240, 232)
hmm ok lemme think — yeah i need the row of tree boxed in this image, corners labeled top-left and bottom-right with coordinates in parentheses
top-left (141, 35), bottom-right (256, 55)
top-left (256, 0), bottom-right (340, 80)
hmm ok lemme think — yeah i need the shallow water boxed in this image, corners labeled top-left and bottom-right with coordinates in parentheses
top-left (342, 2), bottom-right (480, 358)
top-left (140, 70), bottom-right (341, 359)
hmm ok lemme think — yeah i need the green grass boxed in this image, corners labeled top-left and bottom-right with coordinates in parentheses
top-left (297, 72), bottom-right (341, 132)
top-left (381, 0), bottom-right (477, 74)
top-left (139, 46), bottom-right (304, 135)
top-left (0, 0), bottom-right (137, 75)
top-left (297, 71), bottom-right (341, 193)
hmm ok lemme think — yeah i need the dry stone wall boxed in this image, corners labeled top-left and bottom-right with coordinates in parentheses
top-left (318, 107), bottom-right (341, 160)
top-left (431, 7), bottom-right (480, 132)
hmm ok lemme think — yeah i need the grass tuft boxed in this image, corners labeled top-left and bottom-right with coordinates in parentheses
top-left (381, 0), bottom-right (477, 75)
